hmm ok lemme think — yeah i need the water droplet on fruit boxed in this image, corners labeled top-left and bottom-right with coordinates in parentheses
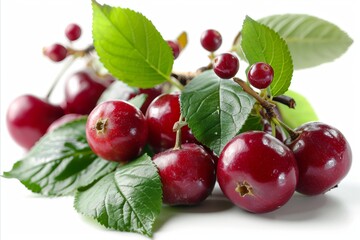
top-left (325, 158), bottom-right (336, 170)
top-left (293, 139), bottom-right (305, 152)
top-left (278, 172), bottom-right (286, 186)
top-left (130, 128), bottom-right (137, 136)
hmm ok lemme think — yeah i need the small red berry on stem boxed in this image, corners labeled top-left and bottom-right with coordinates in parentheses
top-left (65, 23), bottom-right (82, 41)
top-left (44, 43), bottom-right (68, 62)
top-left (247, 62), bottom-right (274, 89)
top-left (213, 53), bottom-right (239, 79)
top-left (200, 29), bottom-right (222, 52)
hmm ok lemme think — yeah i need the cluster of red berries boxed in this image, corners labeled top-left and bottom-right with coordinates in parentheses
top-left (200, 29), bottom-right (351, 213)
top-left (43, 23), bottom-right (82, 62)
top-left (6, 23), bottom-right (161, 150)
top-left (6, 27), bottom-right (352, 214)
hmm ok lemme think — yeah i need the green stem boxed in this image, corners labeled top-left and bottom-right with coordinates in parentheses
top-left (233, 77), bottom-right (275, 112)
top-left (271, 117), bottom-right (299, 141)
top-left (45, 56), bottom-right (77, 100)
top-left (233, 77), bottom-right (299, 141)
top-left (168, 76), bottom-right (184, 91)
top-left (173, 114), bottom-right (185, 150)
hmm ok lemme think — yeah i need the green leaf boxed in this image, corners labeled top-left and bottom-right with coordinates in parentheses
top-left (97, 81), bottom-right (135, 104)
top-left (180, 70), bottom-right (256, 156)
top-left (128, 93), bottom-right (148, 109)
top-left (258, 14), bottom-right (353, 69)
top-left (276, 90), bottom-right (318, 129)
top-left (240, 16), bottom-right (294, 96)
top-left (74, 154), bottom-right (162, 237)
top-left (3, 118), bottom-right (118, 196)
top-left (98, 82), bottom-right (148, 110)
top-left (238, 113), bottom-right (264, 134)
top-left (92, 0), bottom-right (173, 88)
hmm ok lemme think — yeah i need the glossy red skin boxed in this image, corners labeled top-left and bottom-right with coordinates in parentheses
top-left (167, 40), bottom-right (180, 59)
top-left (145, 93), bottom-right (197, 153)
top-left (86, 100), bottom-right (148, 163)
top-left (65, 23), bottom-right (81, 41)
top-left (213, 53), bottom-right (239, 79)
top-left (153, 143), bottom-right (216, 206)
top-left (47, 113), bottom-right (83, 132)
top-left (64, 70), bottom-right (107, 115)
top-left (247, 62), bottom-right (274, 89)
top-left (45, 43), bottom-right (67, 62)
top-left (128, 86), bottom-right (163, 114)
top-left (286, 122), bottom-right (352, 195)
top-left (6, 94), bottom-right (64, 149)
top-left (200, 29), bottom-right (222, 52)
top-left (217, 131), bottom-right (298, 213)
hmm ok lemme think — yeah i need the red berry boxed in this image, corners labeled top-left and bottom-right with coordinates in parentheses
top-left (200, 29), bottom-right (222, 52)
top-left (65, 23), bottom-right (82, 41)
top-left (44, 43), bottom-right (67, 62)
top-left (213, 53), bottom-right (239, 79)
top-left (167, 40), bottom-right (180, 59)
top-left (286, 122), bottom-right (352, 195)
top-left (145, 93), bottom-right (197, 153)
top-left (47, 113), bottom-right (83, 132)
top-left (86, 100), bottom-right (148, 163)
top-left (6, 95), bottom-right (64, 149)
top-left (63, 70), bottom-right (107, 115)
top-left (217, 131), bottom-right (298, 213)
top-left (247, 62), bottom-right (274, 89)
top-left (153, 143), bottom-right (216, 206)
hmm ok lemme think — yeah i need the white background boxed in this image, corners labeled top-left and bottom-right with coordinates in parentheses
top-left (1, 0), bottom-right (359, 239)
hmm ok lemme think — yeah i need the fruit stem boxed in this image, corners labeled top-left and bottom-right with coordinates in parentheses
top-left (233, 77), bottom-right (276, 116)
top-left (171, 72), bottom-right (196, 86)
top-left (271, 117), bottom-right (299, 140)
top-left (173, 114), bottom-right (187, 150)
top-left (67, 45), bottom-right (95, 57)
top-left (45, 56), bottom-right (77, 100)
top-left (272, 95), bottom-right (296, 109)
top-left (233, 77), bottom-right (300, 140)
top-left (168, 76), bottom-right (185, 90)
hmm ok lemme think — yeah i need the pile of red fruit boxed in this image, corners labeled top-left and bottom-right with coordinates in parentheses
top-left (6, 26), bottom-right (352, 215)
